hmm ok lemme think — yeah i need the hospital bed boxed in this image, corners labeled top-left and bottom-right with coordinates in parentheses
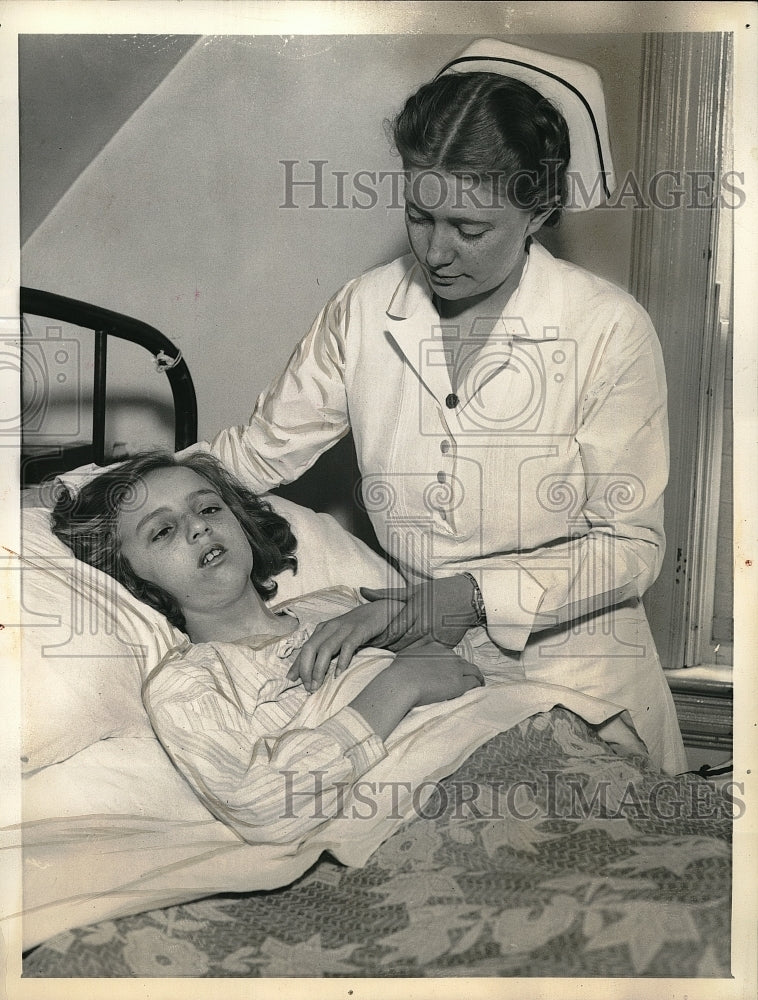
top-left (9, 290), bottom-right (732, 979)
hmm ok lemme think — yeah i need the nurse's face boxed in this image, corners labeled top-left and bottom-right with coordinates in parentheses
top-left (404, 168), bottom-right (547, 304)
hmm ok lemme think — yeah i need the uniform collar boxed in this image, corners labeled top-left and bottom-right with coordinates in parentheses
top-left (383, 243), bottom-right (562, 406)
top-left (385, 257), bottom-right (432, 321)
top-left (385, 242), bottom-right (561, 339)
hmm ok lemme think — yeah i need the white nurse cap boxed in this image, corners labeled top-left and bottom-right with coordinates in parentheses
top-left (436, 38), bottom-right (616, 211)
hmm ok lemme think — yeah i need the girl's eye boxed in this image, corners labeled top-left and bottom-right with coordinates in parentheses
top-left (151, 525), bottom-right (173, 542)
top-left (200, 505), bottom-right (221, 516)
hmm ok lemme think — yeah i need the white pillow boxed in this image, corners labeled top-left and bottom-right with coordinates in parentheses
top-left (18, 491), bottom-right (401, 773)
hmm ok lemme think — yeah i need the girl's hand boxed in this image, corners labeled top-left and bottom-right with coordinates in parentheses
top-left (394, 640), bottom-right (485, 706)
top-left (360, 575), bottom-right (478, 651)
top-left (287, 599), bottom-right (404, 692)
top-left (348, 640), bottom-right (484, 741)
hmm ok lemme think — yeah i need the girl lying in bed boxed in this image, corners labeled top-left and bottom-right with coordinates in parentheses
top-left (51, 451), bottom-right (486, 845)
top-left (52, 452), bottom-right (658, 851)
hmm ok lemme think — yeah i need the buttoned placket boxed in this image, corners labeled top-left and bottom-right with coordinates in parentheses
top-left (435, 392), bottom-right (459, 528)
top-left (383, 258), bottom-right (559, 539)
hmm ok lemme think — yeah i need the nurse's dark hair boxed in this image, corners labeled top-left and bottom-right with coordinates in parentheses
top-left (392, 72), bottom-right (570, 226)
top-left (50, 451), bottom-right (297, 633)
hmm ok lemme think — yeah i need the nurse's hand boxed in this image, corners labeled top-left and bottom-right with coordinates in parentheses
top-left (360, 575), bottom-right (479, 651)
top-left (287, 598), bottom-right (404, 693)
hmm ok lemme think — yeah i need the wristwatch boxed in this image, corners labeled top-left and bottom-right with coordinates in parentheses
top-left (462, 572), bottom-right (487, 626)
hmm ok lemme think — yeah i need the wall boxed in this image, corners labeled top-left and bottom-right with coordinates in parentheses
top-left (19, 34), bottom-right (199, 244)
top-left (21, 32), bottom-right (643, 464)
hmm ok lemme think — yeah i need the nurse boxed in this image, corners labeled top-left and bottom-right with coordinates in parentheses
top-left (211, 39), bottom-right (687, 774)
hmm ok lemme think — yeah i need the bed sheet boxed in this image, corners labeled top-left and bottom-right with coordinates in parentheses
top-left (23, 707), bottom-right (732, 979)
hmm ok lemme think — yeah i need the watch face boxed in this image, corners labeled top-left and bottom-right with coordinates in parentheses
top-left (464, 573), bottom-right (486, 625)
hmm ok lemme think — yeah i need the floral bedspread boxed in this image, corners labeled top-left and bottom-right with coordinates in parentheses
top-left (23, 707), bottom-right (732, 978)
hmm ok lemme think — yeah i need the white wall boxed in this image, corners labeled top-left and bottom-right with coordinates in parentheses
top-left (21, 33), bottom-right (643, 455)
top-left (19, 34), bottom-right (199, 244)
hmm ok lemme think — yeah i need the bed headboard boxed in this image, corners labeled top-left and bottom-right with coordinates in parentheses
top-left (20, 287), bottom-right (198, 486)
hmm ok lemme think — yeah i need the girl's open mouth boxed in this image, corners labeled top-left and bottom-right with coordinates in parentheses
top-left (199, 545), bottom-right (226, 568)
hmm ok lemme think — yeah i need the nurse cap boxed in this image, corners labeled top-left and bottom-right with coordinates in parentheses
top-left (436, 39), bottom-right (616, 211)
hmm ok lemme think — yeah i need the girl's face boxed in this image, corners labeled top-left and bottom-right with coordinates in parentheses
top-left (404, 168), bottom-right (547, 306)
top-left (118, 466), bottom-right (254, 618)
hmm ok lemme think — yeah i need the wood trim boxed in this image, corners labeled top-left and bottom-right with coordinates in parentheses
top-left (686, 311), bottom-right (731, 665)
top-left (686, 38), bottom-right (734, 667)
top-left (667, 669), bottom-right (733, 750)
top-left (631, 32), bottom-right (732, 670)
top-left (669, 692), bottom-right (733, 751)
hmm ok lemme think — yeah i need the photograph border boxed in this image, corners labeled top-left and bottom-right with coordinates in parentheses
top-left (2, 3), bottom-right (755, 999)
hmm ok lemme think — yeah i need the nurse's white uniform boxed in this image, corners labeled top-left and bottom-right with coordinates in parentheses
top-left (212, 242), bottom-right (687, 774)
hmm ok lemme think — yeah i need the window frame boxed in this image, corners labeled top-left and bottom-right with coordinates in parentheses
top-left (630, 31), bottom-right (733, 674)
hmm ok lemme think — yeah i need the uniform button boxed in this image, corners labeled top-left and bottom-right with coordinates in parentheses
top-left (440, 439), bottom-right (450, 454)
top-left (445, 393), bottom-right (459, 409)
top-left (437, 471), bottom-right (446, 483)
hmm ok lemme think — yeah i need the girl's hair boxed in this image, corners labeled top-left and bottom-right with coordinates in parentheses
top-left (392, 72), bottom-right (570, 226)
top-left (50, 451), bottom-right (297, 632)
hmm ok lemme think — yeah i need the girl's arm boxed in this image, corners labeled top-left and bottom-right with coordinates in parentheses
top-left (349, 640), bottom-right (483, 740)
top-left (143, 643), bottom-right (482, 845)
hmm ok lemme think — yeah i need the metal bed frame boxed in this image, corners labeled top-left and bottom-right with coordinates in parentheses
top-left (20, 287), bottom-right (198, 486)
